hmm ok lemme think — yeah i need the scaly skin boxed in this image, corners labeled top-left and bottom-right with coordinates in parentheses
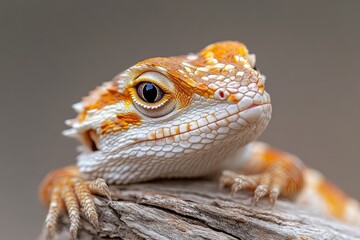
top-left (40, 41), bottom-right (360, 239)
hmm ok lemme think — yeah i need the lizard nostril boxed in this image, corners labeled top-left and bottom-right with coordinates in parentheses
top-left (219, 91), bottom-right (224, 98)
top-left (214, 88), bottom-right (229, 100)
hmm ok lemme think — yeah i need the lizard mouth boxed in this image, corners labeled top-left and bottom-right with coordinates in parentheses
top-left (82, 129), bottom-right (100, 152)
top-left (76, 98), bottom-right (271, 154)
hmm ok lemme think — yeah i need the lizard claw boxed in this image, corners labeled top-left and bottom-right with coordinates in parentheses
top-left (88, 178), bottom-right (112, 202)
top-left (41, 168), bottom-right (111, 240)
top-left (220, 170), bottom-right (283, 205)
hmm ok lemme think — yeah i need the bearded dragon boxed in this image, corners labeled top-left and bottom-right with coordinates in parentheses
top-left (39, 41), bottom-right (360, 239)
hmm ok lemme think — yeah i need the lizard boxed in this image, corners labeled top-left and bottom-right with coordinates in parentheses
top-left (39, 41), bottom-right (360, 239)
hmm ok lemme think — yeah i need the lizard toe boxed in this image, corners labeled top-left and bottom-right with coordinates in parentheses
top-left (219, 170), bottom-right (238, 188)
top-left (230, 174), bottom-right (259, 196)
top-left (61, 184), bottom-right (80, 240)
top-left (45, 187), bottom-right (63, 240)
top-left (253, 184), bottom-right (269, 204)
top-left (269, 185), bottom-right (280, 206)
top-left (88, 178), bottom-right (112, 201)
top-left (221, 170), bottom-right (288, 205)
top-left (73, 179), bottom-right (99, 229)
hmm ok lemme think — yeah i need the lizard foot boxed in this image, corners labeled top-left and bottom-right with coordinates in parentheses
top-left (41, 167), bottom-right (111, 240)
top-left (219, 170), bottom-right (283, 205)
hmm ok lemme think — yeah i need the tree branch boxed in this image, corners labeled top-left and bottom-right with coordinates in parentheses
top-left (39, 179), bottom-right (360, 240)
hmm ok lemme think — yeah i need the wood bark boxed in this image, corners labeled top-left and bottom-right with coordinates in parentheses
top-left (39, 179), bottom-right (360, 240)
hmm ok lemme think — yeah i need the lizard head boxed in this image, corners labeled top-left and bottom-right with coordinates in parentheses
top-left (63, 41), bottom-right (272, 183)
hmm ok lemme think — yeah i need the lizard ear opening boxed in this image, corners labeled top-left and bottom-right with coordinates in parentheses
top-left (130, 71), bottom-right (177, 118)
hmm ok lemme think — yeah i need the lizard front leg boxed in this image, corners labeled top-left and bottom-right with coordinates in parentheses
top-left (220, 142), bottom-right (305, 204)
top-left (39, 165), bottom-right (111, 239)
top-left (220, 142), bottom-right (360, 226)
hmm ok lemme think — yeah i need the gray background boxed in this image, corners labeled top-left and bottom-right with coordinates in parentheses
top-left (1, 0), bottom-right (359, 239)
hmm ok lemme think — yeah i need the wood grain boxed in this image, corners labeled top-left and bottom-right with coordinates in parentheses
top-left (39, 179), bottom-right (360, 240)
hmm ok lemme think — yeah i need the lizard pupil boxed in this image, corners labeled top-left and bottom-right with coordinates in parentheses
top-left (137, 82), bottom-right (164, 103)
top-left (143, 83), bottom-right (157, 103)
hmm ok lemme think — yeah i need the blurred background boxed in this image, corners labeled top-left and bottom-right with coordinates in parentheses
top-left (1, 0), bottom-right (360, 238)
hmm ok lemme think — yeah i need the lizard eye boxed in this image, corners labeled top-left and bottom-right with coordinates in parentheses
top-left (136, 82), bottom-right (164, 103)
top-left (130, 71), bottom-right (176, 118)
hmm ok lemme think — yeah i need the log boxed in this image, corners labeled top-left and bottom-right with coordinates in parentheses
top-left (39, 179), bottom-right (360, 240)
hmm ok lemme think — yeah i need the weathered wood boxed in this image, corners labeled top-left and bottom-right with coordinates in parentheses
top-left (39, 179), bottom-right (360, 240)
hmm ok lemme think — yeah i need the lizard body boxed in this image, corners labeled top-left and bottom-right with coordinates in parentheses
top-left (40, 41), bottom-right (360, 239)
